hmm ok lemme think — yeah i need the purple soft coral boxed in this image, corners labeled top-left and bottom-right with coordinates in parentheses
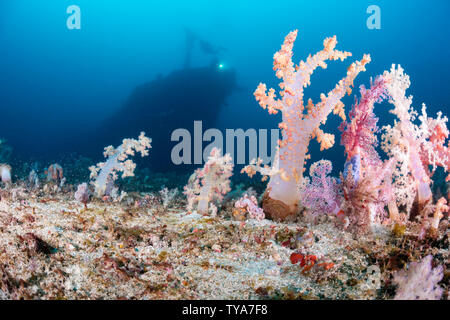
top-left (301, 160), bottom-right (341, 217)
top-left (74, 183), bottom-right (91, 208)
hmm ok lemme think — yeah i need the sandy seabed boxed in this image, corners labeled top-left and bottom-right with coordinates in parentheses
top-left (0, 185), bottom-right (448, 300)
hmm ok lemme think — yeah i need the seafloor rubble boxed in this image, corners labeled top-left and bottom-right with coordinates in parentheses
top-left (0, 180), bottom-right (447, 300)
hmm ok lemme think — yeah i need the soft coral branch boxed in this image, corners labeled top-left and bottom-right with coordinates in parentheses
top-left (246, 30), bottom-right (370, 221)
top-left (338, 75), bottom-right (399, 226)
top-left (382, 65), bottom-right (449, 217)
top-left (339, 75), bottom-right (388, 169)
top-left (89, 132), bottom-right (151, 198)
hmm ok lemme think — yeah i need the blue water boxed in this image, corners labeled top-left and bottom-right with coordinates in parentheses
top-left (0, 0), bottom-right (449, 175)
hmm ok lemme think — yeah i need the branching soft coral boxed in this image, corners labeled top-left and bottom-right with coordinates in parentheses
top-left (339, 75), bottom-right (389, 170)
top-left (243, 30), bottom-right (370, 221)
top-left (0, 164), bottom-right (12, 185)
top-left (300, 160), bottom-right (341, 217)
top-left (382, 65), bottom-right (449, 219)
top-left (340, 158), bottom-right (395, 233)
top-left (418, 106), bottom-right (450, 179)
top-left (74, 183), bottom-right (90, 208)
top-left (184, 147), bottom-right (233, 216)
top-left (393, 255), bottom-right (443, 300)
top-left (89, 132), bottom-right (152, 198)
top-left (339, 75), bottom-right (399, 225)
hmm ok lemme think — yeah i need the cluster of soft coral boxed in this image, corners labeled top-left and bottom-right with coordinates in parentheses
top-left (243, 30), bottom-right (449, 234)
top-left (183, 147), bottom-right (234, 216)
top-left (381, 65), bottom-right (449, 231)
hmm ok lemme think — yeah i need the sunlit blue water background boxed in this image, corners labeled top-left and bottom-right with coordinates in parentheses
top-left (0, 0), bottom-right (449, 177)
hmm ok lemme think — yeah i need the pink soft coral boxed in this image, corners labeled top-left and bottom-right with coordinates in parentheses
top-left (382, 65), bottom-right (449, 219)
top-left (418, 106), bottom-right (450, 180)
top-left (243, 30), bottom-right (370, 221)
top-left (338, 75), bottom-right (399, 226)
top-left (234, 194), bottom-right (265, 221)
top-left (340, 158), bottom-right (395, 233)
top-left (339, 75), bottom-right (389, 169)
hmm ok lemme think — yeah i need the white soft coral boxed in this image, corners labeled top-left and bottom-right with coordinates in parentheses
top-left (244, 30), bottom-right (370, 220)
top-left (89, 132), bottom-right (152, 198)
top-left (184, 147), bottom-right (233, 215)
top-left (382, 65), bottom-right (449, 217)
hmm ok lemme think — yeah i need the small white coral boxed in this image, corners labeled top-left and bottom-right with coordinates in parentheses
top-left (0, 164), bottom-right (12, 184)
top-left (393, 255), bottom-right (444, 300)
top-left (159, 187), bottom-right (179, 208)
top-left (89, 132), bottom-right (152, 198)
top-left (183, 147), bottom-right (233, 215)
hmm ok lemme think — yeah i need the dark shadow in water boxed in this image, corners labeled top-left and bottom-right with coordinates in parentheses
top-left (0, 28), bottom-right (239, 175)
top-left (83, 60), bottom-right (238, 172)
top-left (77, 28), bottom-right (239, 172)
